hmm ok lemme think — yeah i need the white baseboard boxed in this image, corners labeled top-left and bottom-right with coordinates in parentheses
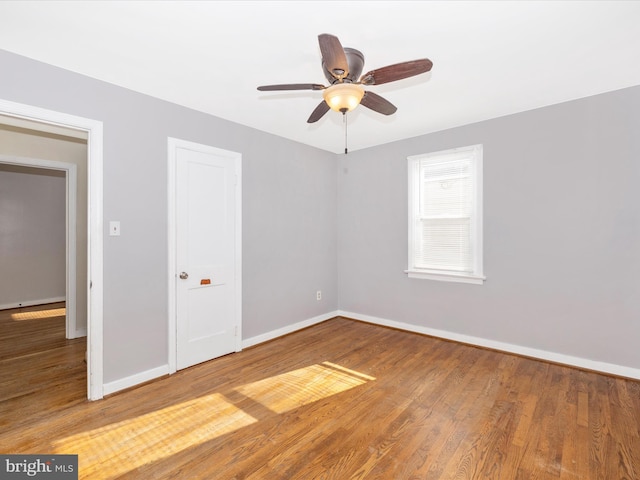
top-left (242, 310), bottom-right (339, 349)
top-left (102, 311), bottom-right (337, 396)
top-left (104, 308), bottom-right (639, 397)
top-left (0, 296), bottom-right (66, 311)
top-left (103, 364), bottom-right (170, 396)
top-left (338, 310), bottom-right (640, 381)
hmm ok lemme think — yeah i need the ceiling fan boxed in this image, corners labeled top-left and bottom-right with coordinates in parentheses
top-left (257, 34), bottom-right (433, 123)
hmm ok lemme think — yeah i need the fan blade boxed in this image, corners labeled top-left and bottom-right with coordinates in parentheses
top-left (318, 34), bottom-right (349, 80)
top-left (258, 83), bottom-right (325, 91)
top-left (360, 91), bottom-right (397, 115)
top-left (307, 101), bottom-right (331, 123)
top-left (359, 59), bottom-right (433, 85)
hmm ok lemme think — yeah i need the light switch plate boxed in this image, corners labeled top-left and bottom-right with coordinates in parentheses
top-left (109, 221), bottom-right (121, 236)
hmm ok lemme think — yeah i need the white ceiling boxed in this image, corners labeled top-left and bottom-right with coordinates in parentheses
top-left (1, 1), bottom-right (640, 154)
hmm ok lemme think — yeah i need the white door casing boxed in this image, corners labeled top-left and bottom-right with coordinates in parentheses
top-left (0, 98), bottom-right (104, 401)
top-left (167, 138), bottom-right (242, 372)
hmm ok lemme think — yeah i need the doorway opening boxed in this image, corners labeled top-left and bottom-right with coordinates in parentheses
top-left (0, 99), bottom-right (104, 400)
top-left (0, 150), bottom-right (80, 336)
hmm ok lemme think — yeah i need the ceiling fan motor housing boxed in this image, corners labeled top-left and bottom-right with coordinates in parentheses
top-left (322, 47), bottom-right (364, 84)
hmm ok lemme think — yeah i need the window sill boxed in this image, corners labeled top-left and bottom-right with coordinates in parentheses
top-left (404, 269), bottom-right (485, 285)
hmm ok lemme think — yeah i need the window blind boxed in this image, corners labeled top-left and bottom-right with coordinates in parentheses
top-left (415, 156), bottom-right (474, 272)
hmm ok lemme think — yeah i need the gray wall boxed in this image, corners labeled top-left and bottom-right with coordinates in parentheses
top-left (0, 164), bottom-right (66, 308)
top-left (337, 85), bottom-right (640, 370)
top-left (0, 49), bottom-right (338, 384)
top-left (2, 47), bottom-right (638, 386)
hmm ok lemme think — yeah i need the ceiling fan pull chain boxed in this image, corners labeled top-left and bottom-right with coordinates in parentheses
top-left (344, 111), bottom-right (348, 155)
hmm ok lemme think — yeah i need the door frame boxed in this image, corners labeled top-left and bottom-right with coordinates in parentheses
top-left (0, 155), bottom-right (78, 338)
top-left (167, 137), bottom-right (242, 374)
top-left (0, 98), bottom-right (104, 400)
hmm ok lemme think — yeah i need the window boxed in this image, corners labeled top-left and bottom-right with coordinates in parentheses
top-left (406, 144), bottom-right (484, 284)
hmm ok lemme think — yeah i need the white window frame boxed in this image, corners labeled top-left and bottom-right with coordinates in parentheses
top-left (406, 144), bottom-right (485, 285)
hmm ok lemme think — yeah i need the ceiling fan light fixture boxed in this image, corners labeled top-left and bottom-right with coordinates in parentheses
top-left (322, 83), bottom-right (365, 113)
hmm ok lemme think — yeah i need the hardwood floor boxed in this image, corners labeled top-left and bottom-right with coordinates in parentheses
top-left (1, 311), bottom-right (639, 479)
top-left (0, 302), bottom-right (86, 405)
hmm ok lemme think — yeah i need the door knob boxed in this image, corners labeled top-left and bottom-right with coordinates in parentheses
top-left (179, 272), bottom-right (189, 280)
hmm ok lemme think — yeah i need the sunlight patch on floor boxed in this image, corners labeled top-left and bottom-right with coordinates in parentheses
top-left (53, 361), bottom-right (374, 479)
top-left (11, 307), bottom-right (66, 321)
top-left (54, 393), bottom-right (257, 479)
top-left (234, 361), bottom-right (375, 414)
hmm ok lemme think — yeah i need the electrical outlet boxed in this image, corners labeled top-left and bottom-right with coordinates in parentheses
top-left (316, 290), bottom-right (322, 301)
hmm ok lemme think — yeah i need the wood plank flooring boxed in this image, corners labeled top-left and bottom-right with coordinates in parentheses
top-left (0, 302), bottom-right (86, 405)
top-left (1, 308), bottom-right (639, 479)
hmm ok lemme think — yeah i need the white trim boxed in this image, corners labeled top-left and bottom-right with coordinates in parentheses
top-left (167, 140), bottom-right (177, 373)
top-left (338, 310), bottom-right (640, 381)
top-left (167, 137), bottom-right (242, 374)
top-left (0, 115), bottom-right (87, 140)
top-left (0, 296), bottom-right (66, 311)
top-left (407, 144), bottom-right (484, 285)
top-left (0, 155), bottom-right (78, 336)
top-left (103, 365), bottom-right (170, 396)
top-left (234, 157), bottom-right (243, 354)
top-left (405, 269), bottom-right (486, 284)
top-left (66, 162), bottom-right (78, 337)
top-left (474, 146), bottom-right (484, 278)
top-left (0, 99), bottom-right (104, 400)
top-left (242, 311), bottom-right (339, 349)
top-left (87, 112), bottom-right (104, 401)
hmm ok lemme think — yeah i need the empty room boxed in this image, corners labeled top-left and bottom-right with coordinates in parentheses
top-left (0, 1), bottom-right (639, 479)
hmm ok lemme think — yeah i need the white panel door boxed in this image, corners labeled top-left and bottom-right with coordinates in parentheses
top-left (175, 144), bottom-right (239, 370)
